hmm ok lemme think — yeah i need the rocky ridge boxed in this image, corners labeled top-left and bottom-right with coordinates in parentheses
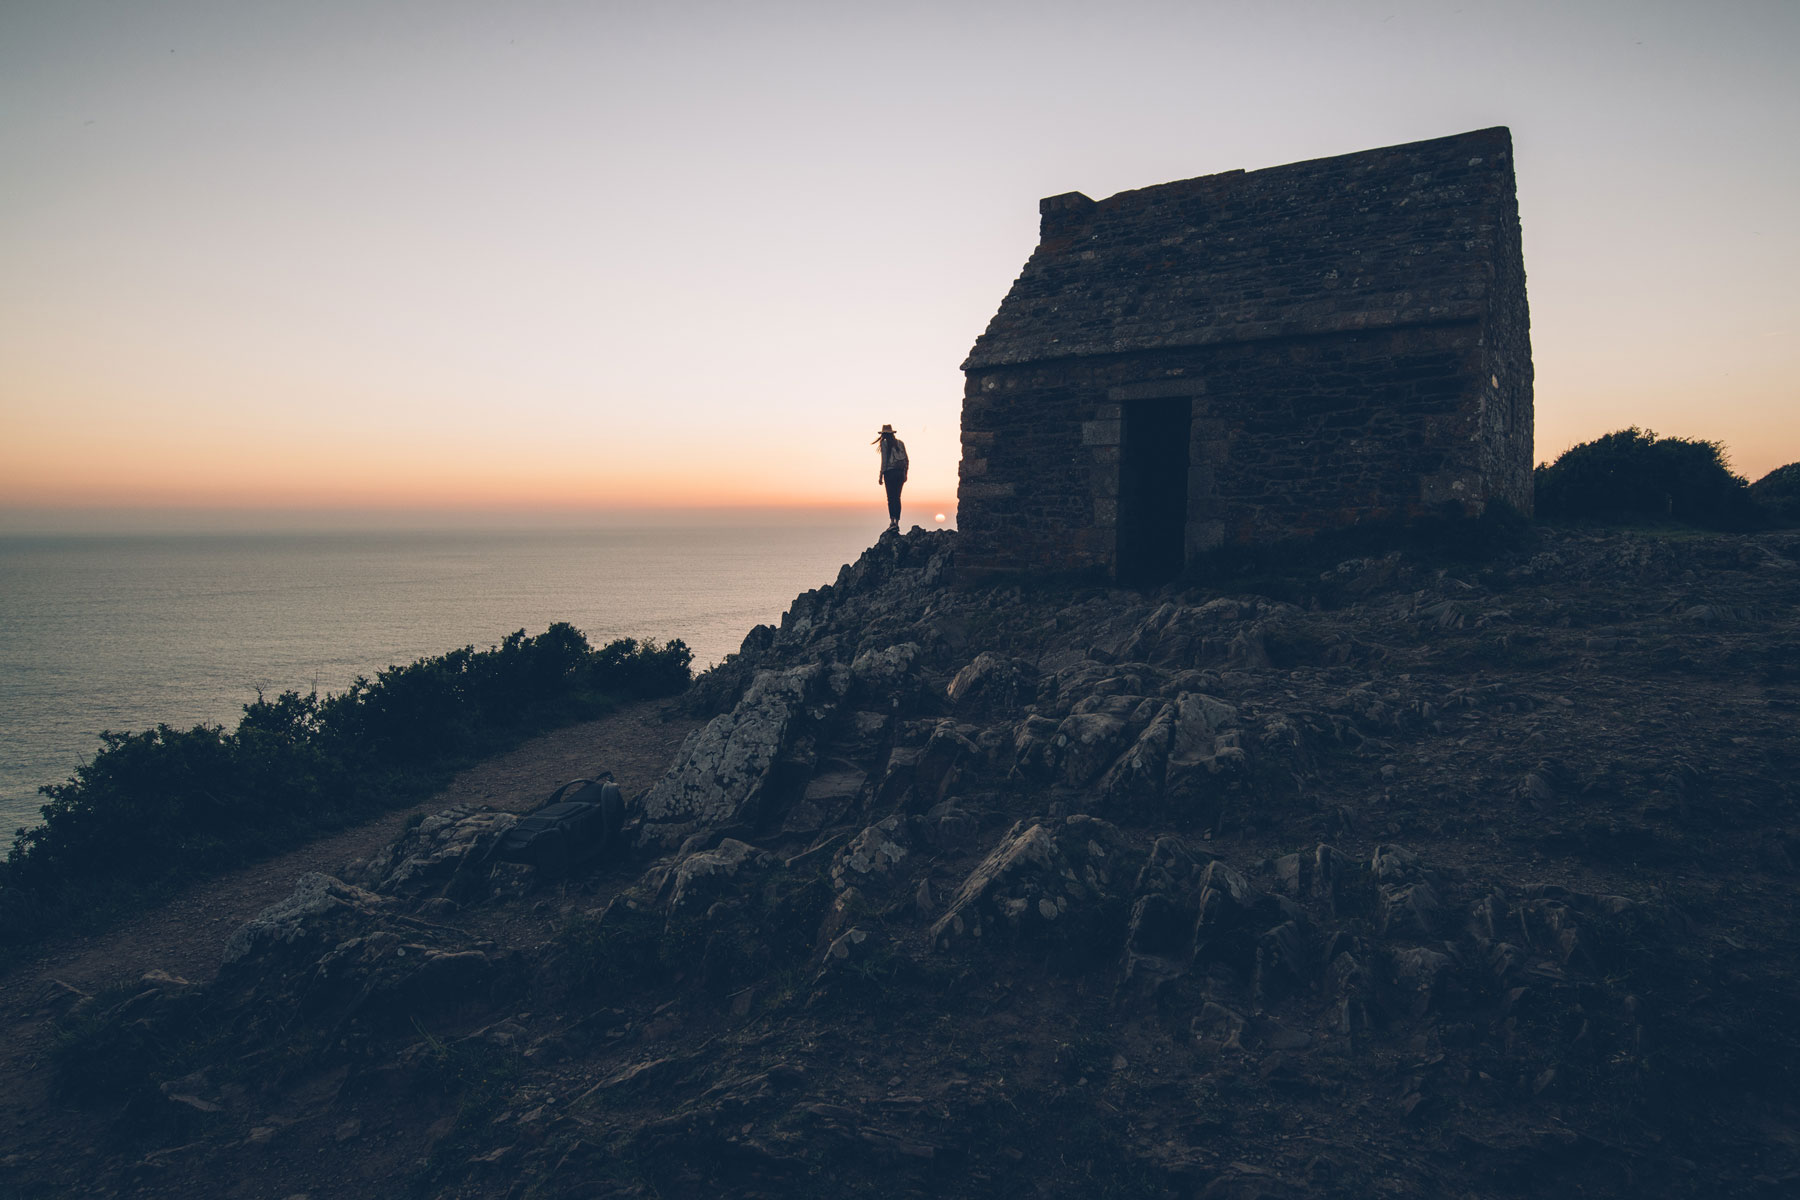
top-left (25, 526), bottom-right (1800, 1198)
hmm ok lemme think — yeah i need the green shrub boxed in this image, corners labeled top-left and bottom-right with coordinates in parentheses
top-left (0, 624), bottom-right (691, 954)
top-left (1533, 428), bottom-right (1760, 529)
top-left (1750, 463), bottom-right (1800, 527)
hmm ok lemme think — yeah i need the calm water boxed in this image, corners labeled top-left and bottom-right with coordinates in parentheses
top-left (0, 523), bottom-right (880, 833)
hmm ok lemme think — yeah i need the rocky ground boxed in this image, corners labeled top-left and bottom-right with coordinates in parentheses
top-left (0, 701), bottom-right (699, 1197)
top-left (6, 524), bottom-right (1799, 1199)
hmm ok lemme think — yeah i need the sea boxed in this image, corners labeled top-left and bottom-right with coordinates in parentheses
top-left (0, 521), bottom-right (891, 835)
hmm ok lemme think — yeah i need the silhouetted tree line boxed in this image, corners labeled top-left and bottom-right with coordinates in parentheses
top-left (0, 624), bottom-right (690, 956)
top-left (1534, 427), bottom-right (1799, 530)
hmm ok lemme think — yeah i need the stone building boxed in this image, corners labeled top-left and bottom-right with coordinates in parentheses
top-left (956, 127), bottom-right (1532, 583)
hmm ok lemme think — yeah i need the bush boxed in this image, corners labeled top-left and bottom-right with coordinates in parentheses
top-left (0, 624), bottom-right (691, 953)
top-left (1533, 428), bottom-right (1760, 530)
top-left (1750, 463), bottom-right (1800, 527)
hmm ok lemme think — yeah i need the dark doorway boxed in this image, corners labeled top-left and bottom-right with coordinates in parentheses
top-left (1117, 397), bottom-right (1191, 586)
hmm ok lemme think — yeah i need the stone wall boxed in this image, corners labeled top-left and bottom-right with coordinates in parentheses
top-left (959, 322), bottom-right (1501, 578)
top-left (957, 127), bottom-right (1533, 580)
top-left (1480, 175), bottom-right (1535, 514)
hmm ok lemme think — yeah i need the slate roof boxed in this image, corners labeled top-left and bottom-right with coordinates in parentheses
top-left (964, 127), bottom-right (1518, 370)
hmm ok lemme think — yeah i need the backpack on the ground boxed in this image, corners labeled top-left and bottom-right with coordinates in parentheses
top-left (492, 776), bottom-right (625, 878)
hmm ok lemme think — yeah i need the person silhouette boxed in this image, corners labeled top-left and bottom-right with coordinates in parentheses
top-left (874, 423), bottom-right (908, 534)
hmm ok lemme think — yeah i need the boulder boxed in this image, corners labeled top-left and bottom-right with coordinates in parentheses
top-left (831, 818), bottom-right (913, 893)
top-left (930, 815), bottom-right (1140, 955)
top-left (1193, 860), bottom-right (1282, 973)
top-left (913, 721), bottom-right (980, 807)
top-left (360, 807), bottom-right (520, 901)
top-left (1162, 693), bottom-right (1248, 824)
top-left (836, 710), bottom-right (892, 762)
top-left (223, 873), bottom-right (393, 967)
top-left (666, 839), bottom-right (769, 915)
top-left (1131, 833), bottom-right (1213, 896)
top-left (1379, 880), bottom-right (1443, 939)
top-left (945, 652), bottom-right (1036, 715)
top-left (211, 872), bottom-right (513, 1036)
top-left (1274, 843), bottom-right (1355, 912)
top-left (848, 642), bottom-right (922, 705)
top-left (1097, 703), bottom-right (1176, 805)
top-left (1120, 836), bottom-right (1212, 985)
top-left (1258, 920), bottom-right (1313, 994)
top-left (782, 764), bottom-right (867, 835)
top-left (876, 745), bottom-right (922, 807)
top-left (640, 665), bottom-right (829, 846)
top-left (304, 935), bottom-right (502, 1026)
top-left (1008, 714), bottom-right (1061, 781)
top-left (1051, 709), bottom-right (1135, 787)
top-left (1368, 844), bottom-right (1443, 937)
top-left (1122, 892), bottom-right (1198, 988)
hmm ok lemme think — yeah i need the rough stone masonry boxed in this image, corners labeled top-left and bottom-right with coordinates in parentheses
top-left (957, 127), bottom-right (1532, 584)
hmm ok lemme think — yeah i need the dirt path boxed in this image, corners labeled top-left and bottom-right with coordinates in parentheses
top-left (0, 696), bottom-right (698, 1023)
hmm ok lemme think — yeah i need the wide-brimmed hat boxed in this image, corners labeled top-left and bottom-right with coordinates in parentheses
top-left (872, 423), bottom-right (897, 443)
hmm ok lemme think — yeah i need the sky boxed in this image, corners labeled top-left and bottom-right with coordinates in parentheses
top-left (1, 0), bottom-right (1795, 531)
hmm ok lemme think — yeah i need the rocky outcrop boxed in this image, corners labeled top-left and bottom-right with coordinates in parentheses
top-left (930, 815), bottom-right (1140, 955)
top-left (683, 532), bottom-right (956, 717)
top-left (35, 526), bottom-right (1800, 1200)
top-left (639, 664), bottom-right (835, 847)
top-left (665, 838), bottom-right (771, 914)
top-left (222, 873), bottom-right (395, 966)
top-left (945, 651), bottom-right (1036, 715)
top-left (345, 806), bottom-right (520, 901)
top-left (830, 817), bottom-right (912, 894)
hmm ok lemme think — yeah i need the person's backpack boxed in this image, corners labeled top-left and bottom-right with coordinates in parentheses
top-left (492, 776), bottom-right (625, 878)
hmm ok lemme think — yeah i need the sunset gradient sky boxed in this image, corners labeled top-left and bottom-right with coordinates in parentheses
top-left (2, 0), bottom-right (1795, 530)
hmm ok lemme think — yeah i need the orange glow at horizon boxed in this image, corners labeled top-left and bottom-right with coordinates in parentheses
top-left (2, 2), bottom-right (1796, 526)
top-left (0, 450), bottom-right (962, 514)
top-left (0, 409), bottom-right (961, 515)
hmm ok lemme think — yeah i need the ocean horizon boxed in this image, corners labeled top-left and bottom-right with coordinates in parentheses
top-left (0, 520), bottom-right (912, 833)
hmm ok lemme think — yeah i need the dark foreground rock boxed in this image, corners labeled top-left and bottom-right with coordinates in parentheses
top-left (29, 526), bottom-right (1800, 1199)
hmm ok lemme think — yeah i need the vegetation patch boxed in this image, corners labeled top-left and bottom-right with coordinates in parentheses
top-left (1750, 462), bottom-right (1800, 526)
top-left (0, 624), bottom-right (690, 960)
top-left (1534, 428), bottom-right (1762, 530)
